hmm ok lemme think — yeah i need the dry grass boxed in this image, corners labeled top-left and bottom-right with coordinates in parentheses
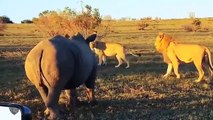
top-left (1, 19), bottom-right (213, 119)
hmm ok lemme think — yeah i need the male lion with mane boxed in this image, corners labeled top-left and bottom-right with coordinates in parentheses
top-left (155, 32), bottom-right (213, 82)
top-left (90, 41), bottom-right (135, 68)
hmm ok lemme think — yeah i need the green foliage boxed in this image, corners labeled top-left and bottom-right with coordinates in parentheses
top-left (74, 5), bottom-right (102, 37)
top-left (34, 5), bottom-right (102, 37)
top-left (0, 16), bottom-right (13, 23)
top-left (93, 8), bottom-right (102, 28)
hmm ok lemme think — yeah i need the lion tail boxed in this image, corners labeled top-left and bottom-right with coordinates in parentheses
top-left (126, 48), bottom-right (141, 57)
top-left (205, 47), bottom-right (213, 71)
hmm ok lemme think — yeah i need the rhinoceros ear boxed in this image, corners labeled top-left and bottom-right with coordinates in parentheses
top-left (71, 32), bottom-right (85, 40)
top-left (85, 32), bottom-right (97, 44)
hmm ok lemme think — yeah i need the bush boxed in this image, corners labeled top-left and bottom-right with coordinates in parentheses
top-left (182, 18), bottom-right (206, 32)
top-left (182, 25), bottom-right (194, 32)
top-left (21, 19), bottom-right (33, 24)
top-left (138, 21), bottom-right (149, 30)
top-left (0, 16), bottom-right (13, 23)
top-left (192, 19), bottom-right (201, 27)
top-left (34, 5), bottom-right (102, 37)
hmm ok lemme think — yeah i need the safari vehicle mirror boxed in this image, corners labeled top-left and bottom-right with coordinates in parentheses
top-left (0, 102), bottom-right (32, 120)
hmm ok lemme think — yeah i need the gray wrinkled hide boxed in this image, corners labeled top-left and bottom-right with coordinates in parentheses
top-left (25, 33), bottom-right (97, 119)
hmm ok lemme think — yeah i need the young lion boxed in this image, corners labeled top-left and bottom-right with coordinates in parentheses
top-left (90, 41), bottom-right (130, 68)
top-left (155, 32), bottom-right (213, 82)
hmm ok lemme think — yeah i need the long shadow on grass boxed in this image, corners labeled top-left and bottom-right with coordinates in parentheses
top-left (97, 59), bottom-right (198, 80)
top-left (92, 94), bottom-right (213, 120)
top-left (29, 94), bottom-right (213, 119)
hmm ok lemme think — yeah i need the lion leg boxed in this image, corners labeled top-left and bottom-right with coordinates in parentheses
top-left (167, 52), bottom-right (180, 79)
top-left (102, 55), bottom-right (107, 65)
top-left (122, 57), bottom-right (130, 68)
top-left (194, 60), bottom-right (204, 82)
top-left (202, 62), bottom-right (212, 80)
top-left (172, 62), bottom-right (180, 79)
top-left (163, 63), bottom-right (173, 78)
top-left (98, 54), bottom-right (103, 66)
top-left (210, 68), bottom-right (213, 77)
top-left (115, 55), bottom-right (123, 68)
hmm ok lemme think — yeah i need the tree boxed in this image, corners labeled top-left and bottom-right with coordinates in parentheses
top-left (0, 16), bottom-right (13, 23)
top-left (93, 8), bottom-right (101, 28)
top-left (34, 5), bottom-right (102, 37)
top-left (74, 5), bottom-right (102, 37)
top-left (34, 10), bottom-right (77, 37)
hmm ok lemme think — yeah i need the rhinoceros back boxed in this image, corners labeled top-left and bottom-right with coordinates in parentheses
top-left (49, 35), bottom-right (96, 88)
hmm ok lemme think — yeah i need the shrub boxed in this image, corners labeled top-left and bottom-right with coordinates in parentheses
top-left (192, 19), bottom-right (201, 27)
top-left (182, 25), bottom-right (194, 32)
top-left (138, 21), bottom-right (149, 30)
top-left (21, 19), bottom-right (33, 24)
top-left (34, 5), bottom-right (102, 37)
top-left (0, 16), bottom-right (13, 23)
top-left (182, 18), bottom-right (206, 32)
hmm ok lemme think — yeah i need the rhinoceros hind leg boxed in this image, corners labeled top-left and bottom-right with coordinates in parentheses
top-left (65, 89), bottom-right (81, 107)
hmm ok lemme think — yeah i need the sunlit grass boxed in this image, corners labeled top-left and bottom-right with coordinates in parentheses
top-left (1, 19), bottom-right (213, 119)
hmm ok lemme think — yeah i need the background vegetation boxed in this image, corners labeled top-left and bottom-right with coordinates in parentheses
top-left (32, 5), bottom-right (102, 38)
top-left (0, 17), bottom-right (213, 119)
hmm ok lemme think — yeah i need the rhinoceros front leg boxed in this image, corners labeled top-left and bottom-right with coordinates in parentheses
top-left (65, 89), bottom-right (80, 107)
top-left (85, 66), bottom-right (98, 106)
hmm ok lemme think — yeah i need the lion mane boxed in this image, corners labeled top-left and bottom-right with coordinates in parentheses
top-left (155, 32), bottom-right (213, 82)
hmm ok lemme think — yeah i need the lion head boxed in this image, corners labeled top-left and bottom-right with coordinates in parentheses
top-left (154, 32), bottom-right (174, 53)
top-left (90, 41), bottom-right (107, 50)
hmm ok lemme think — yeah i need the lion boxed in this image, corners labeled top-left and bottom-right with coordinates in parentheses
top-left (155, 32), bottom-right (213, 82)
top-left (90, 41), bottom-right (138, 68)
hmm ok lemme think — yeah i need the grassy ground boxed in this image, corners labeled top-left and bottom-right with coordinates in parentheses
top-left (0, 19), bottom-right (213, 119)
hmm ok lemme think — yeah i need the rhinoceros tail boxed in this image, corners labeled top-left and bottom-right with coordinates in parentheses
top-left (38, 50), bottom-right (44, 86)
top-left (38, 50), bottom-right (51, 88)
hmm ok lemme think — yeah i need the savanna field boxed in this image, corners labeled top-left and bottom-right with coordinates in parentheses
top-left (1, 19), bottom-right (213, 119)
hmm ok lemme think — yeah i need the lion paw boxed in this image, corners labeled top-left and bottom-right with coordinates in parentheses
top-left (115, 65), bottom-right (121, 68)
top-left (176, 75), bottom-right (180, 79)
top-left (125, 66), bottom-right (130, 69)
top-left (162, 74), bottom-right (169, 78)
top-left (194, 79), bottom-right (201, 83)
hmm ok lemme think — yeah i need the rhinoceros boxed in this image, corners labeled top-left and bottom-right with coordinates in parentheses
top-left (25, 33), bottom-right (97, 119)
